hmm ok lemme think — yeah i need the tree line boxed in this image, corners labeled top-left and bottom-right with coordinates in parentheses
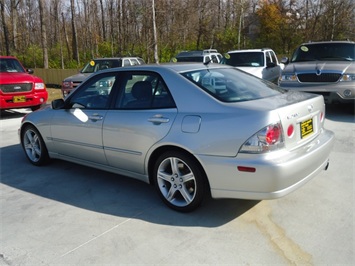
top-left (1, 0), bottom-right (354, 69)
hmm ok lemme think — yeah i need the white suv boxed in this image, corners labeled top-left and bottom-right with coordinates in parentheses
top-left (222, 48), bottom-right (282, 84)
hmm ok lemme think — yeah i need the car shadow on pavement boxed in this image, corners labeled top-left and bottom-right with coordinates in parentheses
top-left (0, 144), bottom-right (259, 228)
top-left (325, 103), bottom-right (355, 123)
top-left (0, 109), bottom-right (30, 120)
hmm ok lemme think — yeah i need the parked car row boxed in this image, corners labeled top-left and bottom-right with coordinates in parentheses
top-left (2, 40), bottom-right (352, 112)
top-left (60, 40), bottom-right (354, 105)
top-left (222, 41), bottom-right (355, 105)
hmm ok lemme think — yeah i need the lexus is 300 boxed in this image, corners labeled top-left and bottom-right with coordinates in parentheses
top-left (20, 63), bottom-right (334, 212)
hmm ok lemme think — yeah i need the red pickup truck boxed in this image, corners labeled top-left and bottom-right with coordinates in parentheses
top-left (0, 56), bottom-right (48, 111)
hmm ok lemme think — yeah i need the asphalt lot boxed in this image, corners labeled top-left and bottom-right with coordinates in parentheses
top-left (0, 104), bottom-right (354, 265)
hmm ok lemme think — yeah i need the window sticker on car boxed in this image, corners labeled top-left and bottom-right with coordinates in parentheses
top-left (300, 46), bottom-right (309, 52)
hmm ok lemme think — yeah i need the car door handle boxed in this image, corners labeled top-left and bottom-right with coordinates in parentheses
top-left (88, 114), bottom-right (104, 121)
top-left (148, 115), bottom-right (170, 124)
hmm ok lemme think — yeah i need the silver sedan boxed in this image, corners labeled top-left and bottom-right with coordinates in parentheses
top-left (19, 63), bottom-right (335, 212)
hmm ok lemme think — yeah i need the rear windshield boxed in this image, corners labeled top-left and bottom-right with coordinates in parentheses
top-left (222, 52), bottom-right (264, 67)
top-left (180, 68), bottom-right (284, 102)
top-left (291, 43), bottom-right (355, 62)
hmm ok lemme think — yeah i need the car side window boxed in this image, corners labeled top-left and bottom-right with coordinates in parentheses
top-left (265, 52), bottom-right (272, 65)
top-left (115, 73), bottom-right (175, 109)
top-left (68, 73), bottom-right (117, 109)
top-left (270, 51), bottom-right (278, 64)
top-left (123, 59), bottom-right (131, 66)
top-left (130, 59), bottom-right (139, 65)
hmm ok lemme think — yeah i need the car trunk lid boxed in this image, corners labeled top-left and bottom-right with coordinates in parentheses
top-left (235, 91), bottom-right (326, 151)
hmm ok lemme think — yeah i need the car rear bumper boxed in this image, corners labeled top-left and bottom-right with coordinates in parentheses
top-left (0, 91), bottom-right (48, 110)
top-left (279, 82), bottom-right (355, 104)
top-left (61, 88), bottom-right (73, 97)
top-left (199, 128), bottom-right (335, 200)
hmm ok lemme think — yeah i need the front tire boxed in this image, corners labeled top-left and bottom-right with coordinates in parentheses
top-left (31, 104), bottom-right (42, 111)
top-left (21, 125), bottom-right (49, 166)
top-left (153, 151), bottom-right (207, 212)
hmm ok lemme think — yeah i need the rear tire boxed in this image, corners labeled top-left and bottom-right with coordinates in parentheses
top-left (153, 151), bottom-right (207, 212)
top-left (31, 105), bottom-right (42, 111)
top-left (21, 125), bottom-right (49, 166)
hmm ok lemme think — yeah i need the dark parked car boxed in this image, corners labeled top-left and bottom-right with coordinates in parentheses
top-left (172, 49), bottom-right (222, 64)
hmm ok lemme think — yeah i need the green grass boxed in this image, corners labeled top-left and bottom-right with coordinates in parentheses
top-left (47, 88), bottom-right (63, 103)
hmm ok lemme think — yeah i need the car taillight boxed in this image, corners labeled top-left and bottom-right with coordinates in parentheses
top-left (265, 124), bottom-right (281, 144)
top-left (239, 122), bottom-right (284, 153)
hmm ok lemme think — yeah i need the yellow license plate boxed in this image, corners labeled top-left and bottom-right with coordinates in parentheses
top-left (13, 96), bottom-right (26, 103)
top-left (300, 118), bottom-right (313, 139)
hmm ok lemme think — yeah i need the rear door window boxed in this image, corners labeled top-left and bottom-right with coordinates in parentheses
top-left (123, 59), bottom-right (131, 66)
top-left (114, 72), bottom-right (175, 109)
top-left (270, 51), bottom-right (278, 64)
top-left (130, 59), bottom-right (139, 65)
top-left (265, 52), bottom-right (272, 65)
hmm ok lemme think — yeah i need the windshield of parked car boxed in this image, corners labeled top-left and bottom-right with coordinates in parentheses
top-left (291, 43), bottom-right (355, 62)
top-left (81, 59), bottom-right (121, 73)
top-left (221, 52), bottom-right (264, 67)
top-left (0, 58), bottom-right (26, 73)
top-left (181, 68), bottom-right (284, 102)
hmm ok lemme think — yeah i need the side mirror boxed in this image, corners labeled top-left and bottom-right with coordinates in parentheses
top-left (51, 98), bottom-right (65, 109)
top-left (27, 68), bottom-right (34, 74)
top-left (281, 57), bottom-right (289, 64)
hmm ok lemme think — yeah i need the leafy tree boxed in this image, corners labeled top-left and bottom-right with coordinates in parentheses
top-left (255, 2), bottom-right (287, 53)
top-left (0, 0), bottom-right (353, 68)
